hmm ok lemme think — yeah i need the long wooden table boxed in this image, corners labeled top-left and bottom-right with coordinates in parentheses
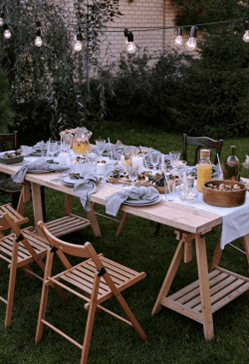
top-left (1, 159), bottom-right (249, 340)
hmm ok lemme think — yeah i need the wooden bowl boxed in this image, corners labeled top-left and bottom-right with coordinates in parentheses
top-left (202, 180), bottom-right (246, 207)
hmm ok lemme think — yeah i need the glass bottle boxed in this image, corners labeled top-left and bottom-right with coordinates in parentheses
top-left (223, 145), bottom-right (240, 181)
top-left (196, 149), bottom-right (212, 192)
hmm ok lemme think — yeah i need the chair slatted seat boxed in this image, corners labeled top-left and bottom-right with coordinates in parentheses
top-left (35, 221), bottom-right (147, 364)
top-left (0, 212), bottom-right (67, 328)
top-left (45, 213), bottom-right (91, 237)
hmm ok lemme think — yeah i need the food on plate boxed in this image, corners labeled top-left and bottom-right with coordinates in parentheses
top-left (1, 150), bottom-right (22, 158)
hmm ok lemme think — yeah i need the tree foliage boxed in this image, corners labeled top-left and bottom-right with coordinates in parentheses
top-left (171, 0), bottom-right (249, 138)
top-left (0, 0), bottom-right (121, 139)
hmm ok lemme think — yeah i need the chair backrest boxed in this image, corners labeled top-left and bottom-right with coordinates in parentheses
top-left (0, 131), bottom-right (18, 152)
top-left (183, 134), bottom-right (223, 165)
top-left (38, 220), bottom-right (110, 279)
top-left (38, 221), bottom-right (92, 259)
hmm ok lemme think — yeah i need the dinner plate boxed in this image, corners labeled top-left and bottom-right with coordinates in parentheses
top-left (62, 176), bottom-right (77, 186)
top-left (123, 195), bottom-right (161, 206)
top-left (28, 169), bottom-right (54, 174)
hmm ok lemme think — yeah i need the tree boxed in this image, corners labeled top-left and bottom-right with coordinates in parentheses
top-left (172, 0), bottom-right (249, 137)
top-left (0, 0), bottom-right (121, 139)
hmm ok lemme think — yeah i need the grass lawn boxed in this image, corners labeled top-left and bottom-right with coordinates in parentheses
top-left (1, 122), bottom-right (249, 363)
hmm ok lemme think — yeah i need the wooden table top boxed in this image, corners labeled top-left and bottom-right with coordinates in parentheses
top-left (0, 160), bottom-right (223, 234)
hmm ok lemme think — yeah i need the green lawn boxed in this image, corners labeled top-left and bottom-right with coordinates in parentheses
top-left (1, 123), bottom-right (249, 364)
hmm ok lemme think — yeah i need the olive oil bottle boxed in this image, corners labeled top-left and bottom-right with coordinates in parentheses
top-left (223, 145), bottom-right (240, 181)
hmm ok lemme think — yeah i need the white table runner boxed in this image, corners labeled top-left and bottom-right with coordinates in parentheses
top-left (161, 189), bottom-right (249, 249)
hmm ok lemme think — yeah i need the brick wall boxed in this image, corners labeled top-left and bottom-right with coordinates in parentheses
top-left (99, 0), bottom-right (177, 64)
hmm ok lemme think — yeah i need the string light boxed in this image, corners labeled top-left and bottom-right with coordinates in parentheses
top-left (174, 26), bottom-right (183, 46)
top-left (123, 28), bottom-right (129, 44)
top-left (1, 15), bottom-right (249, 51)
top-left (3, 23), bottom-right (11, 39)
top-left (185, 26), bottom-right (197, 51)
top-left (0, 12), bottom-right (4, 26)
top-left (35, 20), bottom-right (43, 47)
top-left (243, 20), bottom-right (249, 43)
top-left (126, 31), bottom-right (136, 54)
top-left (73, 26), bottom-right (83, 52)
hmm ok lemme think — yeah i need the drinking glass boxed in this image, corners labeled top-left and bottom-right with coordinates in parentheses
top-left (169, 151), bottom-right (181, 172)
top-left (149, 151), bottom-right (161, 174)
top-left (125, 164), bottom-right (139, 187)
top-left (47, 140), bottom-right (60, 158)
top-left (61, 134), bottom-right (73, 153)
top-left (95, 139), bottom-right (106, 159)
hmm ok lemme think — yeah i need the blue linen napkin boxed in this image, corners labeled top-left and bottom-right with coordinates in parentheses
top-left (21, 141), bottom-right (47, 156)
top-left (73, 172), bottom-right (99, 211)
top-left (105, 186), bottom-right (160, 216)
top-left (13, 159), bottom-right (69, 183)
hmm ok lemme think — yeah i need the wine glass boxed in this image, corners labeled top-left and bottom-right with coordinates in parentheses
top-left (47, 140), bottom-right (60, 158)
top-left (61, 134), bottom-right (73, 153)
top-left (95, 139), bottom-right (106, 159)
top-left (125, 164), bottom-right (139, 187)
top-left (149, 151), bottom-right (161, 174)
top-left (169, 151), bottom-right (181, 173)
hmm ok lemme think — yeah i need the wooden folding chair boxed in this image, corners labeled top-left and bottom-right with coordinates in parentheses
top-left (0, 212), bottom-right (67, 327)
top-left (35, 221), bottom-right (148, 364)
top-left (0, 203), bottom-right (29, 238)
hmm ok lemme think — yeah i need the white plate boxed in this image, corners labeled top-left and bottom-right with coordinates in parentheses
top-left (123, 196), bottom-right (161, 206)
top-left (62, 176), bottom-right (77, 186)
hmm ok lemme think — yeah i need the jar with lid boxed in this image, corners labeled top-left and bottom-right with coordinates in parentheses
top-left (223, 145), bottom-right (240, 181)
top-left (196, 149), bottom-right (212, 192)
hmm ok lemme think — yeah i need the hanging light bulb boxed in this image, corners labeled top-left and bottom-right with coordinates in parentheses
top-left (185, 26), bottom-right (198, 51)
top-left (127, 31), bottom-right (136, 54)
top-left (74, 26), bottom-right (83, 52)
top-left (174, 26), bottom-right (183, 46)
top-left (123, 28), bottom-right (129, 44)
top-left (3, 23), bottom-right (11, 39)
top-left (243, 20), bottom-right (249, 43)
top-left (35, 21), bottom-right (43, 47)
top-left (0, 12), bottom-right (4, 27)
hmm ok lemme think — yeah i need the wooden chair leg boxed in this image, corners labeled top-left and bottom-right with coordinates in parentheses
top-left (35, 250), bottom-right (53, 343)
top-left (5, 241), bottom-right (19, 327)
top-left (81, 273), bottom-right (100, 364)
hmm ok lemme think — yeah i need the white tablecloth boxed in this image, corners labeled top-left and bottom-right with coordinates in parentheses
top-left (161, 188), bottom-right (249, 249)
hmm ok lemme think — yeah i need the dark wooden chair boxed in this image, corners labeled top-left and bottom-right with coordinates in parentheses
top-left (0, 131), bottom-right (46, 220)
top-left (0, 131), bottom-right (22, 209)
top-left (183, 134), bottom-right (223, 165)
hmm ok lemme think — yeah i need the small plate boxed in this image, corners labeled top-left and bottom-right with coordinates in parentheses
top-left (123, 196), bottom-right (161, 206)
top-left (62, 176), bottom-right (77, 186)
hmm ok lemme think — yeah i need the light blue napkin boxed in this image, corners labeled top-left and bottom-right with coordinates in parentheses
top-left (73, 172), bottom-right (99, 211)
top-left (105, 186), bottom-right (160, 216)
top-left (13, 159), bottom-right (69, 183)
top-left (21, 141), bottom-right (47, 156)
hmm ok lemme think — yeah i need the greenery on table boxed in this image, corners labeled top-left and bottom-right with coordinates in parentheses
top-left (1, 126), bottom-right (249, 363)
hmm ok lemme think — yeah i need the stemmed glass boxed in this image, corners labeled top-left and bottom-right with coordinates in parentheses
top-left (95, 139), bottom-right (106, 159)
top-left (149, 151), bottom-right (161, 174)
top-left (169, 151), bottom-right (181, 173)
top-left (125, 164), bottom-right (139, 187)
top-left (47, 140), bottom-right (60, 158)
top-left (61, 134), bottom-right (73, 153)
